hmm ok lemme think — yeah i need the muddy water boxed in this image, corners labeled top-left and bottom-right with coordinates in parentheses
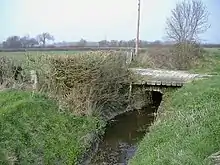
top-left (91, 106), bottom-right (157, 165)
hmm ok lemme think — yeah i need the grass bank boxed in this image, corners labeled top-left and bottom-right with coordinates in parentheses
top-left (0, 90), bottom-right (104, 164)
top-left (129, 76), bottom-right (220, 165)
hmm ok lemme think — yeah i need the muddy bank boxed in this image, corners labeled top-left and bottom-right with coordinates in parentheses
top-left (77, 132), bottom-right (103, 165)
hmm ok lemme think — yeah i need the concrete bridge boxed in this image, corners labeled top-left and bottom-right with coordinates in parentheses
top-left (126, 68), bottom-right (211, 111)
top-left (130, 68), bottom-right (209, 87)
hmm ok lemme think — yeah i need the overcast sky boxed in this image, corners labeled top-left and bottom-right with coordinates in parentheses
top-left (0, 0), bottom-right (219, 43)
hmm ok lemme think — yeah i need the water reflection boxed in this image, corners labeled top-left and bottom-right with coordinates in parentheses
top-left (91, 106), bottom-right (157, 165)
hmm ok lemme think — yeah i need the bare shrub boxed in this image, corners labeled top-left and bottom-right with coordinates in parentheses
top-left (25, 51), bottom-right (131, 116)
top-left (0, 56), bottom-right (20, 87)
top-left (131, 46), bottom-right (175, 69)
top-left (170, 42), bottom-right (205, 69)
top-left (145, 47), bottom-right (174, 69)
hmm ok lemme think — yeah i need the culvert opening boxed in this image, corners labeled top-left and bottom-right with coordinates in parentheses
top-left (90, 91), bottom-right (163, 165)
top-left (151, 91), bottom-right (163, 107)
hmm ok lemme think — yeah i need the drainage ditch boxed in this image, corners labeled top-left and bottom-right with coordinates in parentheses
top-left (90, 91), bottom-right (163, 165)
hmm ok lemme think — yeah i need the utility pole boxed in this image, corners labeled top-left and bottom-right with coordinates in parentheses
top-left (135, 0), bottom-right (141, 56)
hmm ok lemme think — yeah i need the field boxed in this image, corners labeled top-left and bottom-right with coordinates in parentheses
top-left (0, 51), bottom-right (79, 63)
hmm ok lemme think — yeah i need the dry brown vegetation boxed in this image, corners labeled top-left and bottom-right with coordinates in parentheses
top-left (131, 43), bottom-right (205, 70)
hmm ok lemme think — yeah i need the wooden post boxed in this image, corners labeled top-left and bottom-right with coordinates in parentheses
top-left (135, 0), bottom-right (141, 56)
top-left (30, 70), bottom-right (38, 92)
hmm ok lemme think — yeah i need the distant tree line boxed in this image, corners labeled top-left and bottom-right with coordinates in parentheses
top-left (2, 36), bottom-right (38, 48)
top-left (0, 35), bottom-right (169, 49)
top-left (2, 32), bottom-right (54, 49)
top-left (1, 33), bottom-right (219, 50)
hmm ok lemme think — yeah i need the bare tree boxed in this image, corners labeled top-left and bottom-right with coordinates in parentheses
top-left (37, 32), bottom-right (54, 47)
top-left (166, 0), bottom-right (210, 43)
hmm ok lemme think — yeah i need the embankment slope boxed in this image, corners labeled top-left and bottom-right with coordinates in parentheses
top-left (130, 76), bottom-right (220, 165)
top-left (0, 90), bottom-right (103, 164)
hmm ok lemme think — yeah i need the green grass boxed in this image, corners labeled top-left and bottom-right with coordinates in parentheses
top-left (0, 90), bottom-right (104, 164)
top-left (129, 76), bottom-right (220, 165)
top-left (0, 51), bottom-right (81, 66)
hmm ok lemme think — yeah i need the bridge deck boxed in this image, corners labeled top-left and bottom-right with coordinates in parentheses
top-left (130, 68), bottom-right (209, 86)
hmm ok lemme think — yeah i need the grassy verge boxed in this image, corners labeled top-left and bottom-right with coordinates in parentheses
top-left (129, 76), bottom-right (220, 165)
top-left (0, 90), bottom-right (104, 164)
